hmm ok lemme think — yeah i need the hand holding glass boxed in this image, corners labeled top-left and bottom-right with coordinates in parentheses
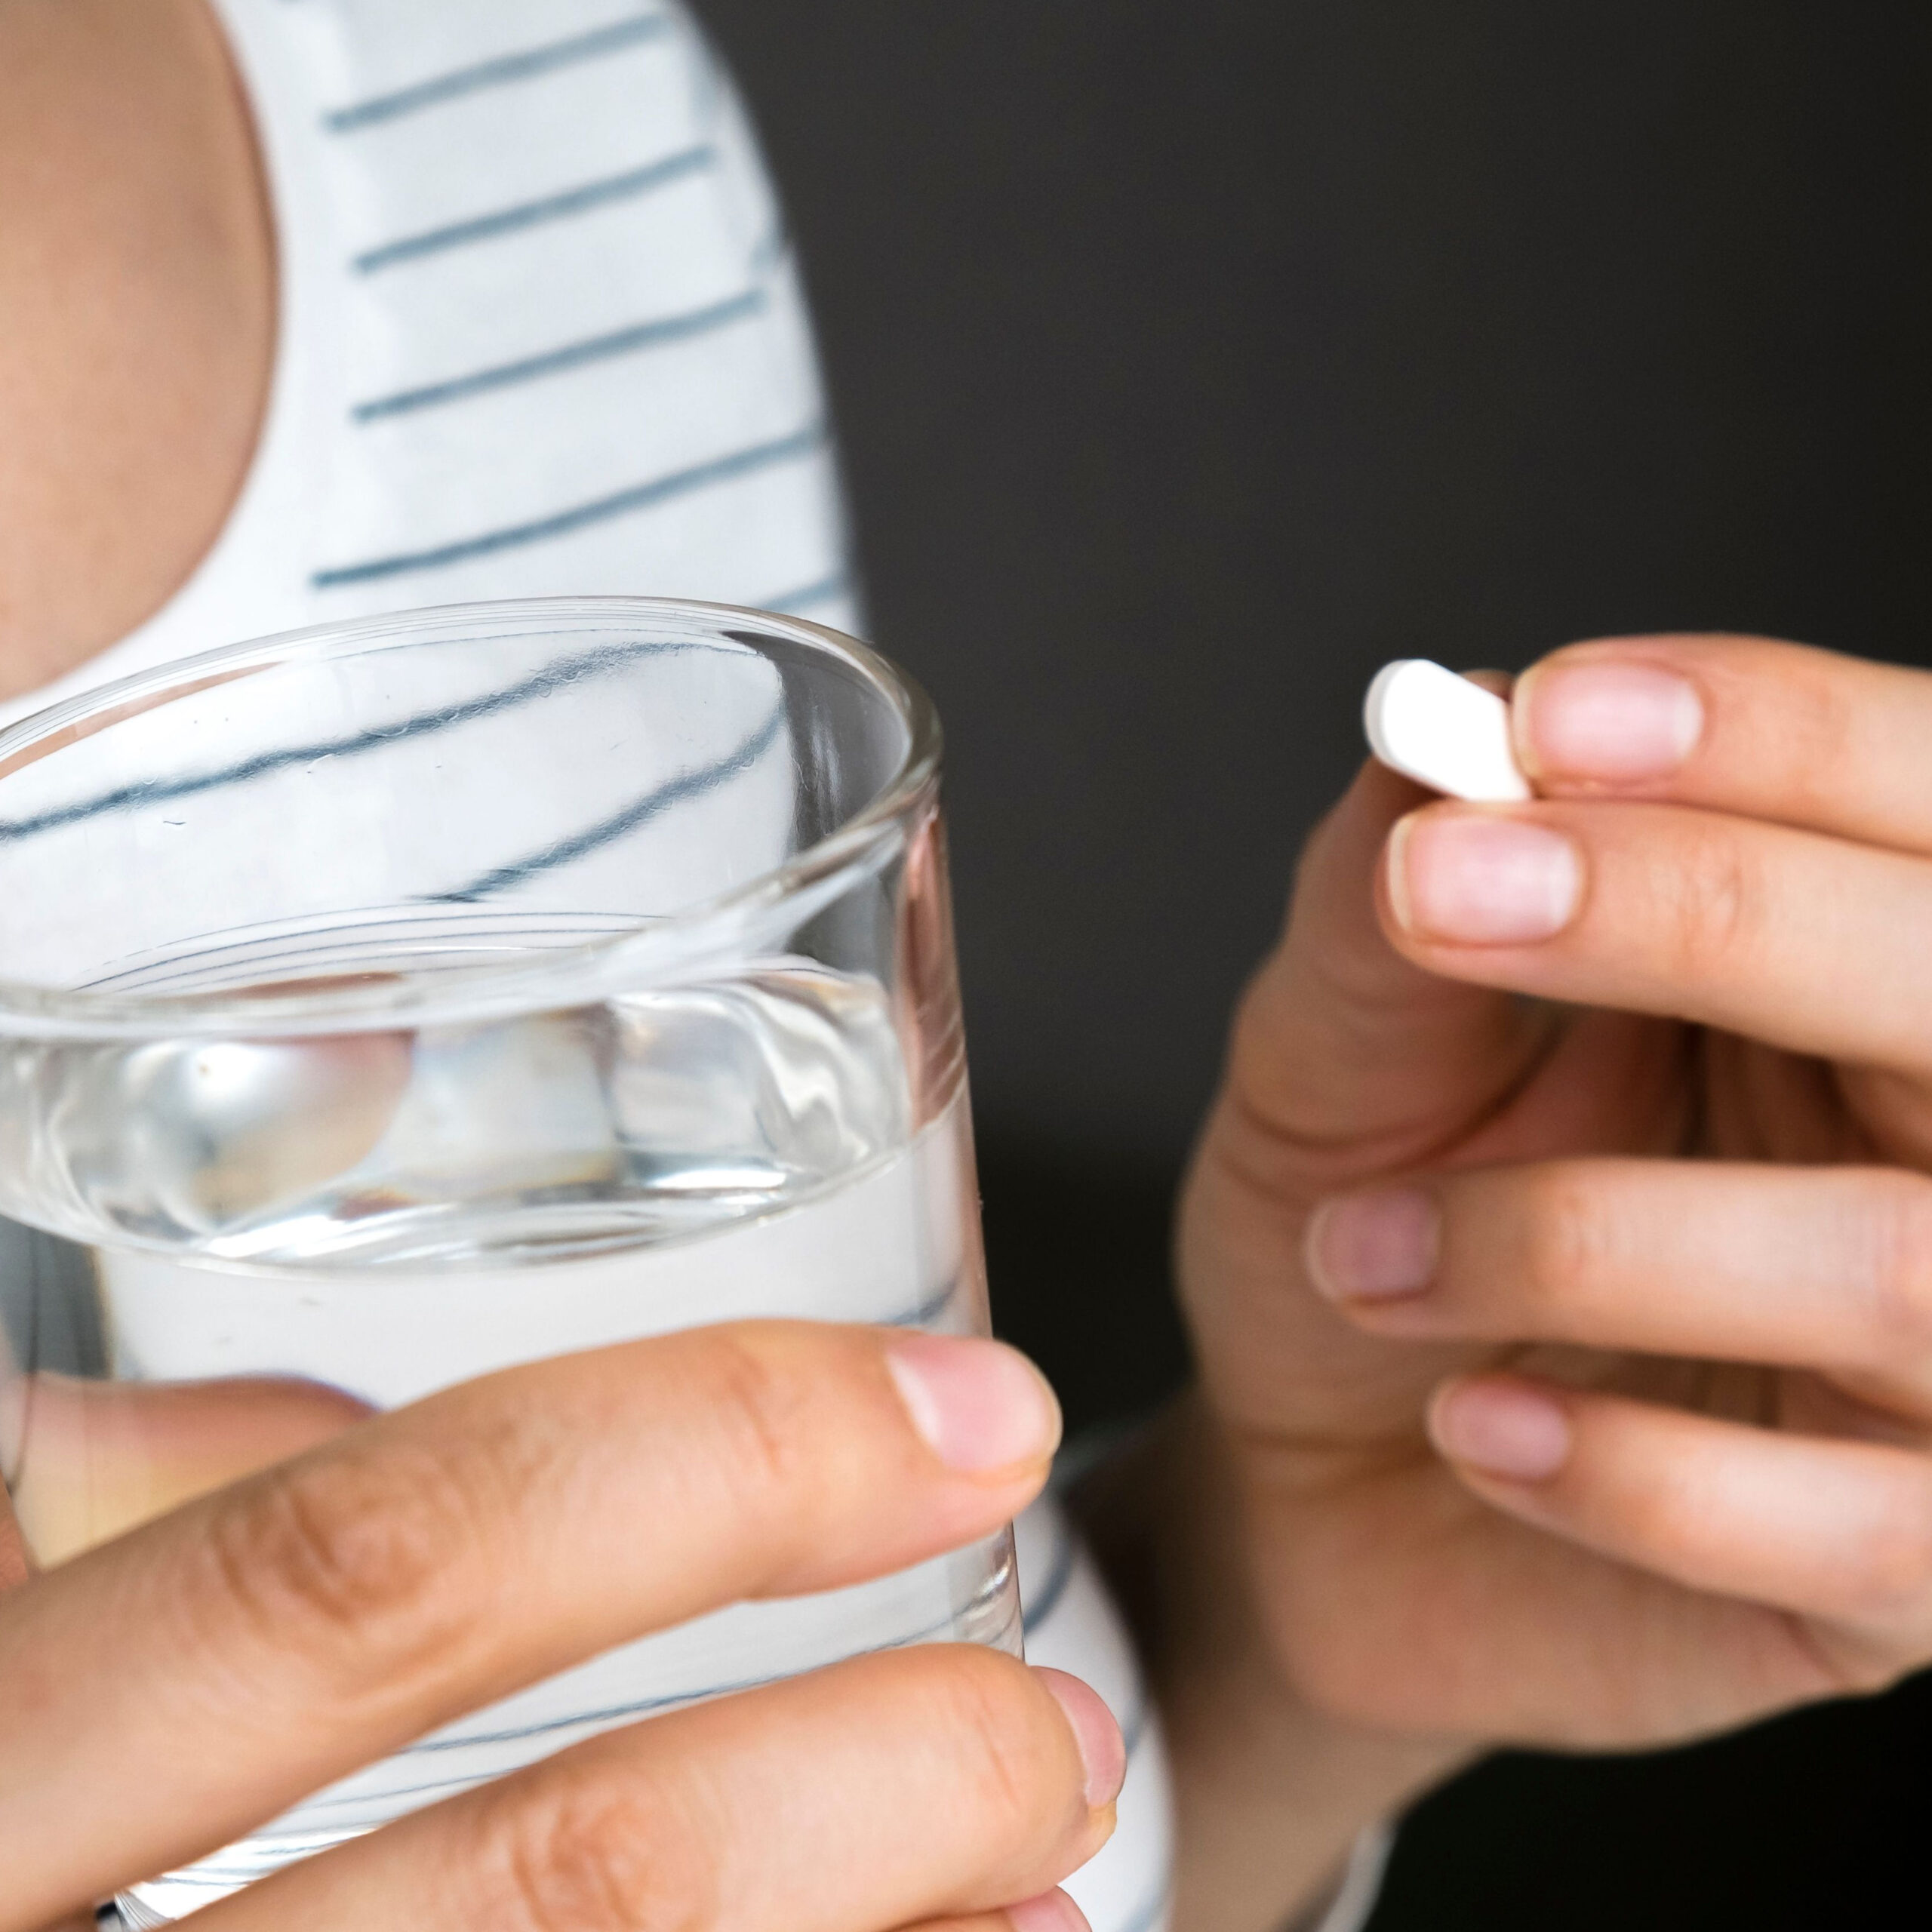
top-left (0, 600), bottom-right (1014, 1924)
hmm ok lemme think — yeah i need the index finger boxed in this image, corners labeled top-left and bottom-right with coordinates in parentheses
top-left (1513, 634), bottom-right (1932, 854)
top-left (0, 1322), bottom-right (1058, 1930)
top-left (0, 1489), bottom-right (26, 1593)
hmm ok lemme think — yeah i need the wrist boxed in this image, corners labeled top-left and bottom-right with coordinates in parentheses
top-left (1070, 1392), bottom-right (1471, 1932)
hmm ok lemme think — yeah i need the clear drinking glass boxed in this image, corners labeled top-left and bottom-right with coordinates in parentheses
top-left (0, 598), bottom-right (1016, 1925)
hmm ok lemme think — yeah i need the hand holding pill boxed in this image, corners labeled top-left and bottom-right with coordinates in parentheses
top-left (1162, 631), bottom-right (1932, 1777)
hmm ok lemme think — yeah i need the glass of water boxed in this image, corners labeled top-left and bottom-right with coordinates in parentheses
top-left (0, 598), bottom-right (1017, 1925)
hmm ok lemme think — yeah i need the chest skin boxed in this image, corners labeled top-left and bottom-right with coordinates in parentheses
top-left (0, 0), bottom-right (272, 703)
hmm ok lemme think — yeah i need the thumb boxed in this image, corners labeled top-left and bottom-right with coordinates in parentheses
top-left (1217, 757), bottom-right (1552, 1201)
top-left (9, 1373), bottom-right (371, 1567)
top-left (1180, 758), bottom-right (1557, 1441)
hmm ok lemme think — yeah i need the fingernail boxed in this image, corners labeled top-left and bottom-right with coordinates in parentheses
top-left (1306, 1189), bottom-right (1439, 1301)
top-left (1518, 660), bottom-right (1703, 784)
top-left (1389, 813), bottom-right (1582, 945)
top-left (1429, 1377), bottom-right (1573, 1481)
top-left (1009, 1890), bottom-right (1094, 1932)
top-left (886, 1336), bottom-right (1062, 1475)
top-left (1034, 1668), bottom-right (1127, 1808)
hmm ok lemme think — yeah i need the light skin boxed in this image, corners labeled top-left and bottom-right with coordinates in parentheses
top-left (5, 2), bottom-right (1925, 1928)
top-left (0, 1323), bottom-right (1118, 1932)
top-left (0, 0), bottom-right (270, 699)
top-left (1097, 634), bottom-right (1932, 1929)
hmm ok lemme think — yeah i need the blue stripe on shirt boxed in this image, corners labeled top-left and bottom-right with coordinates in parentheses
top-left (352, 146), bottom-right (714, 274)
top-left (0, 640), bottom-right (681, 844)
top-left (426, 701), bottom-right (785, 903)
top-left (351, 290), bottom-right (766, 421)
top-left (324, 14), bottom-right (672, 133)
top-left (311, 424), bottom-right (825, 587)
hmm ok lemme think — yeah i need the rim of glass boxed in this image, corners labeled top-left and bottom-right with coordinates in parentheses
top-left (0, 597), bottom-right (942, 1040)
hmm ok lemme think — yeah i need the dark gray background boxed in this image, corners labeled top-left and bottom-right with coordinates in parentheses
top-left (690, 5), bottom-right (1932, 1924)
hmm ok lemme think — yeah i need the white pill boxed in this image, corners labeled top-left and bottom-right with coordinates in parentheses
top-left (1363, 659), bottom-right (1531, 802)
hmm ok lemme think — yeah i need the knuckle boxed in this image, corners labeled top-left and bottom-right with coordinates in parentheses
top-left (1857, 1178), bottom-right (1932, 1364)
top-left (1515, 1169), bottom-right (1619, 1317)
top-left (928, 1649), bottom-right (1074, 1846)
top-left (200, 1436), bottom-right (488, 1671)
top-left (1656, 823), bottom-right (1761, 982)
top-left (480, 1761), bottom-right (710, 1932)
top-left (1755, 654), bottom-right (1859, 817)
top-left (691, 1331), bottom-right (818, 1525)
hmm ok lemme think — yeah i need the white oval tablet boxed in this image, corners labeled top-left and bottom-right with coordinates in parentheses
top-left (1363, 660), bottom-right (1531, 802)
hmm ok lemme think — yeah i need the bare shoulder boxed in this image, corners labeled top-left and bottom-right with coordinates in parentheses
top-left (0, 0), bottom-right (271, 699)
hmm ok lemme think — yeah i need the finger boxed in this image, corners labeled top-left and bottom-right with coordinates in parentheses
top-left (1218, 758), bottom-right (1551, 1175)
top-left (1428, 1373), bottom-right (1932, 1654)
top-left (11, 1372), bottom-right (371, 1565)
top-left (1513, 633), bottom-right (1932, 854)
top-left (994, 1894), bottom-right (1094, 1932)
top-left (906, 1903), bottom-right (1091, 1932)
top-left (898, 1900), bottom-right (1091, 1932)
top-left (1380, 794), bottom-right (1932, 1074)
top-left (1306, 1160), bottom-right (1932, 1414)
top-left (195, 1651), bottom-right (1121, 1932)
top-left (0, 1486), bottom-right (29, 1592)
top-left (1183, 758), bottom-right (1693, 1442)
top-left (1180, 758), bottom-right (1595, 1439)
top-left (0, 1323), bottom-right (1060, 1929)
